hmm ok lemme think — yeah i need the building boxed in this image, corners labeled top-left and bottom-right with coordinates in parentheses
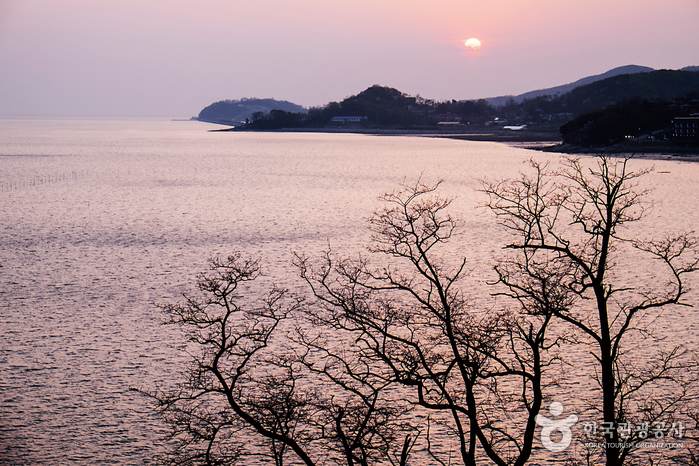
top-left (331, 116), bottom-right (368, 123)
top-left (437, 121), bottom-right (463, 127)
top-left (673, 116), bottom-right (699, 142)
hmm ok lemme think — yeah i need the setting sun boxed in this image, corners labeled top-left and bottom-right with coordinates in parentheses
top-left (464, 37), bottom-right (481, 50)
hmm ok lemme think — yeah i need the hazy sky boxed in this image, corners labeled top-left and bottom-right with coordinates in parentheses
top-left (1, 0), bottom-right (697, 117)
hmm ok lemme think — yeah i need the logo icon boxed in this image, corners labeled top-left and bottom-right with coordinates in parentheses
top-left (535, 402), bottom-right (578, 452)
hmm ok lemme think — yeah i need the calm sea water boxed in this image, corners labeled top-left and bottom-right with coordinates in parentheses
top-left (1, 118), bottom-right (698, 464)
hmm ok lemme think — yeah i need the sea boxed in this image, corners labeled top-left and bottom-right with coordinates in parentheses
top-left (1, 117), bottom-right (698, 464)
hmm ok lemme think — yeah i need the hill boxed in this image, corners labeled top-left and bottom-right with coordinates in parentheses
top-left (196, 66), bottom-right (699, 135)
top-left (304, 85), bottom-right (434, 128)
top-left (237, 85), bottom-right (435, 130)
top-left (489, 69), bottom-right (699, 129)
top-left (554, 69), bottom-right (699, 115)
top-left (196, 98), bottom-right (306, 125)
top-left (485, 65), bottom-right (654, 107)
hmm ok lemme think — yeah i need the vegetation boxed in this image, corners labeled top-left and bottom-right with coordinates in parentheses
top-left (304, 86), bottom-right (434, 128)
top-left (431, 99), bottom-right (497, 124)
top-left (482, 156), bottom-right (699, 465)
top-left (494, 71), bottom-right (699, 133)
top-left (297, 181), bottom-right (555, 466)
top-left (559, 96), bottom-right (683, 146)
top-left (554, 70), bottom-right (699, 117)
top-left (244, 109), bottom-right (307, 130)
top-left (197, 98), bottom-right (307, 125)
top-left (197, 70), bottom-right (699, 151)
top-left (147, 156), bottom-right (699, 466)
top-left (485, 65), bottom-right (654, 107)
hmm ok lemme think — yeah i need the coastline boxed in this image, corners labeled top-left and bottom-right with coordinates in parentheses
top-left (532, 142), bottom-right (699, 163)
top-left (209, 125), bottom-right (564, 142)
top-left (423, 130), bottom-right (699, 160)
top-left (412, 131), bottom-right (699, 162)
top-left (206, 124), bottom-right (699, 161)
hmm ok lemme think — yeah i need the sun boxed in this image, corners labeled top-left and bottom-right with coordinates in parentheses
top-left (464, 38), bottom-right (481, 50)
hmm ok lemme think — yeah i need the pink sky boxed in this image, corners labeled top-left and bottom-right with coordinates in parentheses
top-left (0, 0), bottom-right (697, 116)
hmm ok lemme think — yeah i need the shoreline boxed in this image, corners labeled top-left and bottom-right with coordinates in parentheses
top-left (206, 124), bottom-right (699, 160)
top-left (209, 125), bottom-right (564, 142)
top-left (529, 142), bottom-right (699, 162)
top-left (422, 132), bottom-right (699, 159)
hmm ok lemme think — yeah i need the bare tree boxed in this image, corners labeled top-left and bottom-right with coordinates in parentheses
top-left (148, 158), bottom-right (697, 465)
top-left (144, 253), bottom-right (418, 466)
top-left (144, 254), bottom-right (309, 465)
top-left (482, 155), bottom-right (699, 466)
top-left (296, 180), bottom-right (562, 465)
top-left (147, 181), bottom-right (560, 465)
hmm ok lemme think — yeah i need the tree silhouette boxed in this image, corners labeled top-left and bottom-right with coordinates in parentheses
top-left (144, 254), bottom-right (417, 466)
top-left (147, 159), bottom-right (698, 465)
top-left (296, 180), bottom-right (559, 466)
top-left (482, 155), bottom-right (699, 465)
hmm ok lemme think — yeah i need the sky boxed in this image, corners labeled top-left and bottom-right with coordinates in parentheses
top-left (0, 0), bottom-right (698, 117)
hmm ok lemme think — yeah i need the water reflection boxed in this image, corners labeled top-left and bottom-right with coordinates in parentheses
top-left (0, 119), bottom-right (697, 464)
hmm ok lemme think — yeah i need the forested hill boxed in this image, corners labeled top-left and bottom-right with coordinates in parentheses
top-left (550, 69), bottom-right (699, 116)
top-left (485, 64), bottom-right (655, 106)
top-left (196, 98), bottom-right (306, 125)
top-left (195, 68), bottom-right (699, 131)
top-left (305, 85), bottom-right (431, 127)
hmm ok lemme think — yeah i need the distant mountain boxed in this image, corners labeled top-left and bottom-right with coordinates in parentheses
top-left (486, 65), bottom-right (654, 107)
top-left (197, 98), bottom-right (307, 125)
top-left (552, 69), bottom-right (699, 116)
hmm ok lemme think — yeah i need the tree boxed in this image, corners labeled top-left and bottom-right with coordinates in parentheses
top-left (147, 181), bottom-right (561, 465)
top-left (144, 254), bottom-right (417, 466)
top-left (148, 158), bottom-right (698, 465)
top-left (482, 155), bottom-right (699, 465)
top-left (145, 255), bottom-right (309, 465)
top-left (296, 180), bottom-right (561, 466)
